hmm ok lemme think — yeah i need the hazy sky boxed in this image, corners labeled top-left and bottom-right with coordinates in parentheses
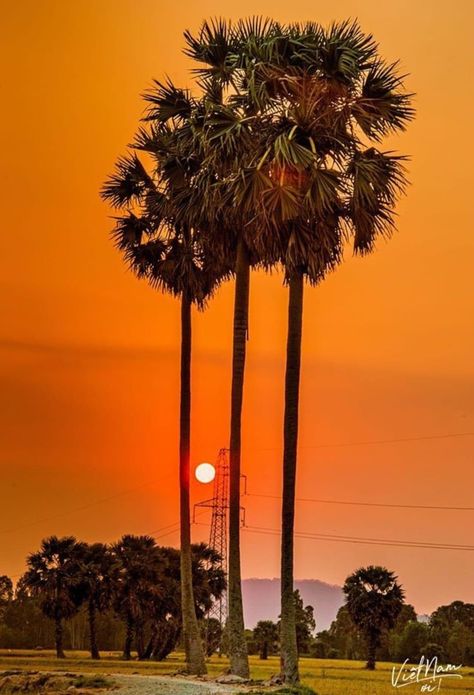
top-left (1, 0), bottom-right (474, 618)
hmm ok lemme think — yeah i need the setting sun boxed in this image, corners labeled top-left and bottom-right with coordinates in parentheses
top-left (195, 462), bottom-right (216, 485)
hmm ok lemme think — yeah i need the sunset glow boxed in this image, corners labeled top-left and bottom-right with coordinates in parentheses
top-left (1, 0), bottom-right (473, 623)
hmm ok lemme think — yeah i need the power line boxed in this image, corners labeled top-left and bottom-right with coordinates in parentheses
top-left (246, 492), bottom-right (474, 512)
top-left (148, 520), bottom-right (181, 540)
top-left (148, 508), bottom-right (210, 541)
top-left (2, 431), bottom-right (472, 537)
top-left (244, 525), bottom-right (474, 552)
top-left (193, 521), bottom-right (474, 552)
top-left (0, 474), bottom-right (173, 536)
top-left (256, 431), bottom-right (474, 451)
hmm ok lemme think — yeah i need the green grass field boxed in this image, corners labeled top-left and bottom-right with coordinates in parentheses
top-left (0, 651), bottom-right (473, 694)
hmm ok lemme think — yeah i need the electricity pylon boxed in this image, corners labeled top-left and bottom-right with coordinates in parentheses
top-left (193, 448), bottom-right (246, 645)
top-left (194, 448), bottom-right (229, 627)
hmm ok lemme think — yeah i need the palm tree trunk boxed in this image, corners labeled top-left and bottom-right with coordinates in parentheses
top-left (143, 623), bottom-right (157, 660)
top-left (136, 623), bottom-right (146, 660)
top-left (88, 598), bottom-right (100, 659)
top-left (55, 612), bottom-right (65, 659)
top-left (280, 272), bottom-right (304, 684)
top-left (179, 294), bottom-right (207, 676)
top-left (54, 578), bottom-right (65, 659)
top-left (123, 612), bottom-right (133, 660)
top-left (228, 238), bottom-right (250, 678)
top-left (366, 636), bottom-right (377, 670)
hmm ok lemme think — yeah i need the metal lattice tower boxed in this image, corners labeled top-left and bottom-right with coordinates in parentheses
top-left (194, 448), bottom-right (229, 627)
top-left (208, 448), bottom-right (229, 625)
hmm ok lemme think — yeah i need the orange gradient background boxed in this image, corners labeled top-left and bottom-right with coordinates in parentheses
top-left (1, 1), bottom-right (473, 617)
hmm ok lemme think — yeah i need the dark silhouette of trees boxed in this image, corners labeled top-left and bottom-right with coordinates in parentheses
top-left (0, 576), bottom-right (13, 616)
top-left (431, 601), bottom-right (474, 633)
top-left (226, 25), bottom-right (413, 683)
top-left (183, 18), bottom-right (413, 683)
top-left (4, 547), bottom-right (474, 667)
top-left (22, 536), bottom-right (85, 658)
top-left (103, 14), bottom-right (413, 682)
top-left (344, 566), bottom-right (405, 670)
top-left (75, 542), bottom-right (115, 659)
top-left (4, 537), bottom-right (225, 658)
top-left (430, 601), bottom-right (474, 665)
top-left (110, 535), bottom-right (166, 660)
top-left (108, 536), bottom-right (225, 661)
top-left (102, 92), bottom-right (230, 676)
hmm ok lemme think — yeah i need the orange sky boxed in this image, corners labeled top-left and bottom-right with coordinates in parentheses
top-left (1, 0), bottom-right (474, 618)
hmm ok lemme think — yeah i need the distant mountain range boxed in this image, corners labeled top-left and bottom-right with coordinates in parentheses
top-left (242, 578), bottom-right (344, 631)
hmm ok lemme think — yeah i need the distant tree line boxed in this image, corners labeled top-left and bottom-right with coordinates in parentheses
top-left (313, 600), bottom-right (474, 666)
top-left (245, 568), bottom-right (474, 669)
top-left (0, 535), bottom-right (225, 660)
top-left (2, 551), bottom-right (473, 669)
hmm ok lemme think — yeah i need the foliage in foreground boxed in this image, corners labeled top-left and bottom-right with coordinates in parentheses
top-left (0, 671), bottom-right (115, 693)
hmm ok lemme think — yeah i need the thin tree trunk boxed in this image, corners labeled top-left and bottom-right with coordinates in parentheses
top-left (153, 621), bottom-right (181, 661)
top-left (136, 623), bottom-right (146, 660)
top-left (179, 294), bottom-right (207, 675)
top-left (143, 623), bottom-right (157, 660)
top-left (123, 612), bottom-right (133, 660)
top-left (55, 613), bottom-right (65, 659)
top-left (366, 636), bottom-right (377, 670)
top-left (88, 599), bottom-right (100, 659)
top-left (55, 577), bottom-right (65, 659)
top-left (228, 238), bottom-right (250, 678)
top-left (280, 272), bottom-right (304, 684)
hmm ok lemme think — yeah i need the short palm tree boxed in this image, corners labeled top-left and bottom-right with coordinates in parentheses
top-left (254, 620), bottom-right (279, 659)
top-left (102, 96), bottom-right (229, 674)
top-left (110, 535), bottom-right (163, 659)
top-left (344, 566), bottom-right (405, 669)
top-left (203, 18), bottom-right (414, 683)
top-left (22, 536), bottom-right (85, 658)
top-left (77, 542), bottom-right (114, 659)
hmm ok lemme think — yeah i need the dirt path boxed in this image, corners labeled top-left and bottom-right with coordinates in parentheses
top-left (113, 673), bottom-right (244, 695)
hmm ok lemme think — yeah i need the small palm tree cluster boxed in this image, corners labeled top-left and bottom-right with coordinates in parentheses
top-left (102, 16), bottom-right (413, 682)
top-left (21, 535), bottom-right (225, 661)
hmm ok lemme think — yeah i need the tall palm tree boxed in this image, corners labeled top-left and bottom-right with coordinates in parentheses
top-left (343, 566), bottom-right (405, 670)
top-left (218, 19), bottom-right (414, 682)
top-left (182, 19), bottom-right (279, 675)
top-left (22, 536), bottom-right (85, 658)
top-left (102, 97), bottom-right (228, 674)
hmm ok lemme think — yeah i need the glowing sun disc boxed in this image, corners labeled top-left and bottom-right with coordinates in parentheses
top-left (195, 462), bottom-right (216, 484)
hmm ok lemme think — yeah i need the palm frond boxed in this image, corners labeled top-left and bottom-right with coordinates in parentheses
top-left (110, 213), bottom-right (152, 251)
top-left (183, 18), bottom-right (235, 83)
top-left (101, 154), bottom-right (153, 208)
top-left (348, 147), bottom-right (408, 254)
top-left (143, 79), bottom-right (194, 123)
top-left (352, 61), bottom-right (415, 138)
